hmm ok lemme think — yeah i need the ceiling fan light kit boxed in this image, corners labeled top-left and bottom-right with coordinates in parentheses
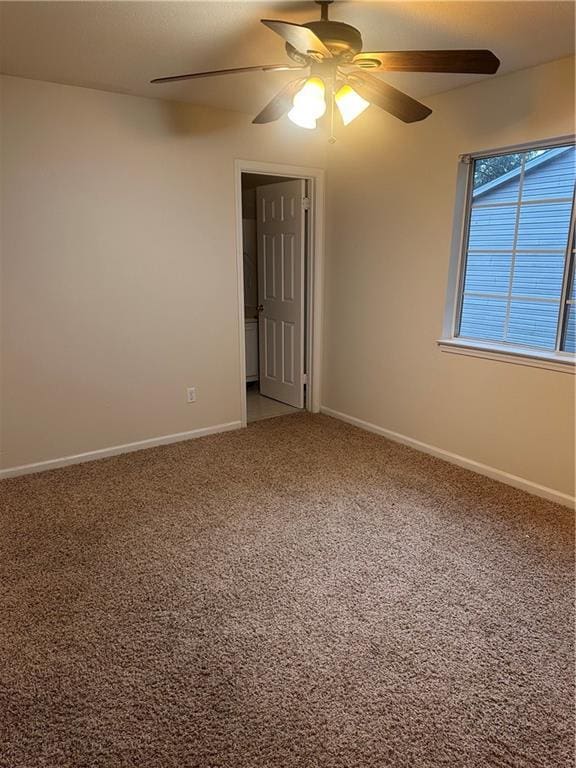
top-left (288, 76), bottom-right (327, 129)
top-left (335, 84), bottom-right (370, 126)
top-left (152, 0), bottom-right (500, 139)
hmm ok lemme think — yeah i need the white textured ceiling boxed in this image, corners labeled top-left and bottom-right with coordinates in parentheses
top-left (1, 1), bottom-right (574, 117)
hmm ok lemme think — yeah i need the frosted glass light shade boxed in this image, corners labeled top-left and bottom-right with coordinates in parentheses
top-left (288, 77), bottom-right (326, 129)
top-left (287, 107), bottom-right (317, 129)
top-left (335, 84), bottom-right (370, 125)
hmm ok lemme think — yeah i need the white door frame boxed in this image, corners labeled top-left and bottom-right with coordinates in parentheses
top-left (234, 159), bottom-right (325, 427)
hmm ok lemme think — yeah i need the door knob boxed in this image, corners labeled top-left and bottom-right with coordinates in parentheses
top-left (257, 304), bottom-right (264, 312)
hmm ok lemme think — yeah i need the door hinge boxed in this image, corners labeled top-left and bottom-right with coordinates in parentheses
top-left (302, 373), bottom-right (308, 384)
top-left (302, 197), bottom-right (311, 211)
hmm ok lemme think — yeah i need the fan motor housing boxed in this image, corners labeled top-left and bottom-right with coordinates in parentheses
top-left (286, 21), bottom-right (363, 63)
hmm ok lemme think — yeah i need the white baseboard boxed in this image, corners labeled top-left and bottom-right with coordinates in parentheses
top-left (320, 406), bottom-right (575, 510)
top-left (0, 421), bottom-right (243, 480)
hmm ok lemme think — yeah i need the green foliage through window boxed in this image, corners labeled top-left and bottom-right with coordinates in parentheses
top-left (473, 150), bottom-right (544, 188)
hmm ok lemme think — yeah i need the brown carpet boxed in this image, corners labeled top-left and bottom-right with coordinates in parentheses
top-left (0, 413), bottom-right (573, 768)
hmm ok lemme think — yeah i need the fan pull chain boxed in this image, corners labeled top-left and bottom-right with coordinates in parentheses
top-left (328, 82), bottom-right (336, 144)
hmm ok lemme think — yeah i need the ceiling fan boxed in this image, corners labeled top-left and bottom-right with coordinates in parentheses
top-left (151, 0), bottom-right (500, 133)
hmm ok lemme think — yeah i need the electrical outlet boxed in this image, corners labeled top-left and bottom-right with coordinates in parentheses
top-left (187, 387), bottom-right (196, 403)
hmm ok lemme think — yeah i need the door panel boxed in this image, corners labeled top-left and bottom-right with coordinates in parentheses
top-left (264, 317), bottom-right (277, 380)
top-left (282, 321), bottom-right (295, 384)
top-left (282, 234), bottom-right (295, 301)
top-left (263, 235), bottom-right (276, 299)
top-left (257, 179), bottom-right (306, 408)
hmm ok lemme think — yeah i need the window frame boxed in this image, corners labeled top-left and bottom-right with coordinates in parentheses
top-left (439, 135), bottom-right (576, 374)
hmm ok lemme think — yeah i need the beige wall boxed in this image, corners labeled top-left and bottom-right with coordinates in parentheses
top-left (323, 56), bottom-right (575, 498)
top-left (0, 75), bottom-right (327, 468)
top-left (2, 60), bottom-right (575, 497)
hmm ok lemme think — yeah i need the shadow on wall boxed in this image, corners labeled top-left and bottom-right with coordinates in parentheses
top-left (438, 74), bottom-right (538, 138)
top-left (160, 99), bottom-right (244, 135)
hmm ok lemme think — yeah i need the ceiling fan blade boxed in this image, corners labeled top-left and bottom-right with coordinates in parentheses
top-left (261, 20), bottom-right (332, 59)
top-left (253, 78), bottom-right (308, 124)
top-left (151, 64), bottom-right (305, 84)
top-left (353, 50), bottom-right (500, 74)
top-left (347, 71), bottom-right (432, 123)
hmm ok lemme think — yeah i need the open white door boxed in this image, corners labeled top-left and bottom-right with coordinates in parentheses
top-left (256, 179), bottom-right (306, 408)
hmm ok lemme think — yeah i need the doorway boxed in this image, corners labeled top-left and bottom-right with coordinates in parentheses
top-left (235, 161), bottom-right (325, 427)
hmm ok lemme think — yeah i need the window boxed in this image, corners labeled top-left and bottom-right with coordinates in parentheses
top-left (441, 138), bottom-right (576, 370)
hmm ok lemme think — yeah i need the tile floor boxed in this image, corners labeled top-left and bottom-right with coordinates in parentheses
top-left (246, 386), bottom-right (301, 423)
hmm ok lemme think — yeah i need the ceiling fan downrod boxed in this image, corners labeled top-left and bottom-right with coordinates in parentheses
top-left (316, 0), bottom-right (333, 22)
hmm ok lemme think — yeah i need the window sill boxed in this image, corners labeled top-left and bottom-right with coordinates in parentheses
top-left (437, 338), bottom-right (575, 374)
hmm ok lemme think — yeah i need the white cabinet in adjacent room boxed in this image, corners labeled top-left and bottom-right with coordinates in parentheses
top-left (245, 318), bottom-right (259, 382)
